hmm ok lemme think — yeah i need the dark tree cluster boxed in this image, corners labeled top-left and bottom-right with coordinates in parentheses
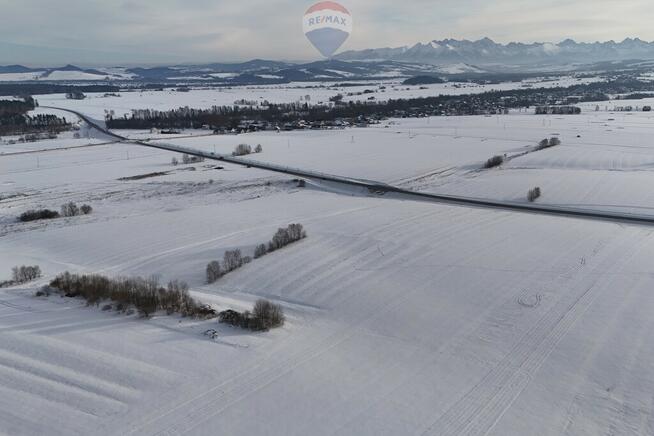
top-left (484, 155), bottom-right (504, 169)
top-left (19, 209), bottom-right (60, 222)
top-left (535, 137), bottom-right (561, 150)
top-left (0, 97), bottom-right (35, 117)
top-left (1, 97), bottom-right (71, 135)
top-left (48, 272), bottom-right (216, 318)
top-left (0, 84), bottom-right (119, 97)
top-left (254, 224), bottom-right (307, 260)
top-left (218, 299), bottom-right (285, 331)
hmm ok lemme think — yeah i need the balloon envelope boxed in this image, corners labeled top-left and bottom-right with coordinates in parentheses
top-left (303, 2), bottom-right (352, 58)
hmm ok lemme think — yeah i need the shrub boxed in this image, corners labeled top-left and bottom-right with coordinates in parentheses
top-left (182, 154), bottom-right (204, 164)
top-left (254, 144), bottom-right (263, 153)
top-left (19, 209), bottom-right (60, 222)
top-left (484, 155), bottom-right (504, 168)
top-left (251, 299), bottom-right (285, 331)
top-left (35, 285), bottom-right (54, 297)
top-left (12, 265), bottom-right (41, 284)
top-left (206, 260), bottom-right (223, 284)
top-left (527, 187), bottom-right (542, 202)
top-left (218, 299), bottom-right (284, 332)
top-left (535, 137), bottom-right (561, 151)
top-left (171, 156), bottom-right (179, 166)
top-left (59, 202), bottom-right (92, 217)
top-left (61, 201), bottom-right (80, 217)
top-left (48, 272), bottom-right (216, 319)
top-left (232, 144), bottom-right (252, 156)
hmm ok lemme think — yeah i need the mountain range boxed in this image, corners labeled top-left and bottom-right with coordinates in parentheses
top-left (3, 38), bottom-right (654, 85)
top-left (336, 38), bottom-right (654, 66)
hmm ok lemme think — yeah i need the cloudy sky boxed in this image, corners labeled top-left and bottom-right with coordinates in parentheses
top-left (1, 0), bottom-right (653, 65)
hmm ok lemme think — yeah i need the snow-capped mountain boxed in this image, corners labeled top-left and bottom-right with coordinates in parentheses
top-left (0, 60), bottom-right (484, 84)
top-left (336, 38), bottom-right (654, 66)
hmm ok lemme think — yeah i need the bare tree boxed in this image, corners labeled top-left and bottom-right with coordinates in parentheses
top-left (254, 244), bottom-right (268, 259)
top-left (61, 201), bottom-right (80, 217)
top-left (11, 265), bottom-right (41, 283)
top-left (223, 249), bottom-right (243, 272)
top-left (527, 187), bottom-right (542, 202)
top-left (252, 299), bottom-right (285, 330)
top-left (206, 261), bottom-right (222, 284)
top-left (232, 144), bottom-right (252, 156)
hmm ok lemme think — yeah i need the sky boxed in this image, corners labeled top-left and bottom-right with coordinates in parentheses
top-left (1, 0), bottom-right (653, 66)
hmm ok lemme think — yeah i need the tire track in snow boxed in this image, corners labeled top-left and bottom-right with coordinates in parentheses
top-left (126, 222), bottom-right (506, 435)
top-left (420, 230), bottom-right (643, 436)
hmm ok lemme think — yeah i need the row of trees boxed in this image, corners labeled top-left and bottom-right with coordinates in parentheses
top-left (1, 111), bottom-right (71, 136)
top-left (47, 272), bottom-right (216, 318)
top-left (206, 224), bottom-right (307, 284)
top-left (218, 299), bottom-right (285, 331)
top-left (19, 202), bottom-right (92, 222)
top-left (206, 249), bottom-right (253, 284)
top-left (255, 224), bottom-right (307, 259)
top-left (0, 97), bottom-right (35, 117)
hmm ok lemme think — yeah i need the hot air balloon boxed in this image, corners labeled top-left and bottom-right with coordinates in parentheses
top-left (303, 1), bottom-right (352, 58)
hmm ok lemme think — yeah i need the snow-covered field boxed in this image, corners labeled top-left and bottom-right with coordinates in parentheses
top-left (2, 100), bottom-right (654, 435)
top-left (32, 75), bottom-right (602, 119)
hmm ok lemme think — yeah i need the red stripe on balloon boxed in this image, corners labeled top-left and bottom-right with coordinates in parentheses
top-left (305, 1), bottom-right (350, 15)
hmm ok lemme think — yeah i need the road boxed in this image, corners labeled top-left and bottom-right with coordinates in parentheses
top-left (43, 105), bottom-right (654, 226)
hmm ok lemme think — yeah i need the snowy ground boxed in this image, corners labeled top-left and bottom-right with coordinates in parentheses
top-left (32, 75), bottom-right (602, 119)
top-left (2, 103), bottom-right (654, 435)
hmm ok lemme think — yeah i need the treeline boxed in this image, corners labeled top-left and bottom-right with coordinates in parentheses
top-left (0, 98), bottom-right (72, 135)
top-left (0, 84), bottom-right (120, 97)
top-left (47, 272), bottom-right (216, 318)
top-left (0, 97), bottom-right (35, 116)
top-left (1, 113), bottom-right (71, 135)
